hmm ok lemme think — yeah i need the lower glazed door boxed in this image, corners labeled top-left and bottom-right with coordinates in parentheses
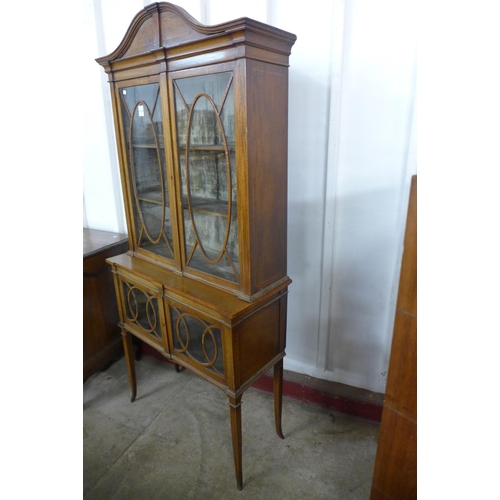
top-left (115, 272), bottom-right (169, 355)
top-left (165, 298), bottom-right (227, 387)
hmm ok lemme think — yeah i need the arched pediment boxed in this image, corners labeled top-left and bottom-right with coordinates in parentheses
top-left (97, 2), bottom-right (218, 64)
top-left (96, 2), bottom-right (296, 75)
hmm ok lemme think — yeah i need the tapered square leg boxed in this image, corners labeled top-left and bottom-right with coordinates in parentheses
top-left (228, 395), bottom-right (243, 490)
top-left (122, 331), bottom-right (137, 402)
top-left (274, 359), bottom-right (285, 439)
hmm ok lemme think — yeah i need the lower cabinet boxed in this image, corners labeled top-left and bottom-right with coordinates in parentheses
top-left (108, 253), bottom-right (289, 490)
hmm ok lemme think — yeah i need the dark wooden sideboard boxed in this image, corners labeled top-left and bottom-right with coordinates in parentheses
top-left (83, 228), bottom-right (129, 381)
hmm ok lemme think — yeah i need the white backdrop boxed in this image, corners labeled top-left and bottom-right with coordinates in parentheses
top-left (83, 0), bottom-right (417, 393)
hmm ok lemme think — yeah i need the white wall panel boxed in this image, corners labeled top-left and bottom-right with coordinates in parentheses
top-left (326, 0), bottom-right (417, 391)
top-left (205, 0), bottom-right (268, 24)
top-left (83, 0), bottom-right (144, 233)
top-left (166, 0), bottom-right (202, 21)
top-left (277, 0), bottom-right (336, 369)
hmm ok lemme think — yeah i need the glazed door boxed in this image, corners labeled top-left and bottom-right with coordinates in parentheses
top-left (165, 297), bottom-right (226, 385)
top-left (171, 68), bottom-right (240, 286)
top-left (114, 271), bottom-right (169, 354)
top-left (117, 80), bottom-right (178, 266)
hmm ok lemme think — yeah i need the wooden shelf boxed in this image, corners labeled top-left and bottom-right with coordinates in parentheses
top-left (179, 144), bottom-right (236, 153)
top-left (137, 189), bottom-right (168, 205)
top-left (132, 143), bottom-right (164, 149)
top-left (182, 196), bottom-right (237, 218)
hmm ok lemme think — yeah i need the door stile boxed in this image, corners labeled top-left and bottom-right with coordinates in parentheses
top-left (159, 71), bottom-right (183, 273)
top-left (166, 72), bottom-right (188, 274)
top-left (233, 58), bottom-right (251, 298)
top-left (110, 81), bottom-right (135, 251)
top-left (163, 296), bottom-right (174, 357)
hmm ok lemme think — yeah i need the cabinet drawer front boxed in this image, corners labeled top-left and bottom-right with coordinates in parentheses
top-left (166, 300), bottom-right (225, 383)
top-left (116, 275), bottom-right (168, 352)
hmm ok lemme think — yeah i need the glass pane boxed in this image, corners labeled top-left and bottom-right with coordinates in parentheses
top-left (122, 281), bottom-right (162, 343)
top-left (120, 83), bottom-right (174, 260)
top-left (170, 306), bottom-right (224, 377)
top-left (173, 72), bottom-right (239, 283)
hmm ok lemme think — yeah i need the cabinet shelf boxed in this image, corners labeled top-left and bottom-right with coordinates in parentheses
top-left (182, 196), bottom-right (237, 218)
top-left (136, 189), bottom-right (169, 205)
top-left (137, 191), bottom-right (233, 218)
top-left (179, 144), bottom-right (235, 153)
top-left (138, 196), bottom-right (162, 205)
top-left (132, 143), bottom-right (164, 149)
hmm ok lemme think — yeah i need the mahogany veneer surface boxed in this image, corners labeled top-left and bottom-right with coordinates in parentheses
top-left (370, 176), bottom-right (417, 500)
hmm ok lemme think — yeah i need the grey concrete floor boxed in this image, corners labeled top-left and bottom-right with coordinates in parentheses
top-left (83, 355), bottom-right (380, 499)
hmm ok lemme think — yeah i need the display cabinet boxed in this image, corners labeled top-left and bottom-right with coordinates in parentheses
top-left (96, 2), bottom-right (296, 490)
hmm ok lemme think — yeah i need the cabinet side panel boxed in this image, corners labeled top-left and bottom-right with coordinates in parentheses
top-left (246, 60), bottom-right (289, 293)
top-left (237, 299), bottom-right (281, 384)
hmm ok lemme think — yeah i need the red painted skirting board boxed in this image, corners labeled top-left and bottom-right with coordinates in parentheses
top-left (251, 374), bottom-right (382, 422)
top-left (138, 344), bottom-right (382, 423)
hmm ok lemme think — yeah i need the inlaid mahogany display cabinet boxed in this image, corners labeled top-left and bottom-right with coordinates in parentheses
top-left (96, 2), bottom-right (296, 490)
